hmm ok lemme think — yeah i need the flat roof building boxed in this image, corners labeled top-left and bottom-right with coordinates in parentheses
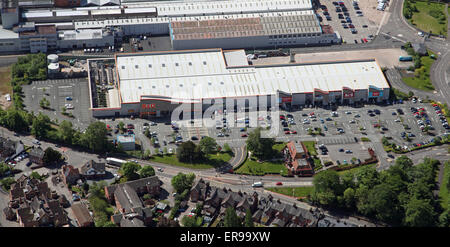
top-left (90, 48), bottom-right (390, 118)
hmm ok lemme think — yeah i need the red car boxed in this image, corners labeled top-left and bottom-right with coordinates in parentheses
top-left (127, 124), bottom-right (134, 129)
top-left (310, 112), bottom-right (315, 116)
top-left (276, 182), bottom-right (283, 186)
top-left (284, 131), bottom-right (290, 134)
top-left (241, 133), bottom-right (248, 137)
top-left (373, 124), bottom-right (380, 128)
top-left (280, 115), bottom-right (286, 120)
top-left (290, 130), bottom-right (297, 134)
top-left (432, 104), bottom-right (438, 107)
top-left (363, 38), bottom-right (368, 43)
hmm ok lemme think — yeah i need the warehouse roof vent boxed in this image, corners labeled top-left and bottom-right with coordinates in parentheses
top-left (148, 64), bottom-right (152, 68)
top-left (188, 62), bottom-right (192, 66)
top-left (203, 61), bottom-right (207, 65)
top-left (162, 63), bottom-right (166, 67)
top-left (138, 86), bottom-right (142, 89)
top-left (135, 65), bottom-right (138, 69)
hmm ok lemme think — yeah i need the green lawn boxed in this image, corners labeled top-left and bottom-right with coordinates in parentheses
top-left (149, 152), bottom-right (232, 169)
top-left (273, 143), bottom-right (287, 153)
top-left (337, 164), bottom-right (377, 176)
top-left (409, 1), bottom-right (447, 36)
top-left (234, 158), bottom-right (288, 176)
top-left (266, 186), bottom-right (313, 198)
top-left (302, 141), bottom-right (317, 156)
top-left (439, 161), bottom-right (450, 210)
top-left (402, 51), bottom-right (436, 91)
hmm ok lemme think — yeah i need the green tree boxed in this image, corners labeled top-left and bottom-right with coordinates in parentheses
top-left (199, 136), bottom-right (217, 155)
top-left (367, 183), bottom-right (402, 224)
top-left (82, 121), bottom-right (108, 152)
top-left (244, 208), bottom-right (254, 227)
top-left (139, 165), bottom-right (155, 178)
top-left (119, 162), bottom-right (141, 181)
top-left (181, 215), bottom-right (203, 227)
top-left (31, 113), bottom-right (51, 139)
top-left (246, 127), bottom-right (275, 160)
top-left (59, 120), bottom-right (74, 144)
top-left (118, 121), bottom-right (125, 132)
top-left (343, 187), bottom-right (356, 209)
top-left (43, 147), bottom-right (62, 164)
top-left (313, 170), bottom-right (342, 195)
top-left (30, 171), bottom-right (43, 181)
top-left (223, 207), bottom-right (241, 227)
top-left (4, 108), bottom-right (29, 132)
top-left (438, 209), bottom-right (450, 227)
top-left (176, 141), bottom-right (203, 162)
top-left (404, 197), bottom-right (436, 227)
top-left (171, 172), bottom-right (196, 193)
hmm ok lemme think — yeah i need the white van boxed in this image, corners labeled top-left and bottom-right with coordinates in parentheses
top-left (252, 182), bottom-right (264, 188)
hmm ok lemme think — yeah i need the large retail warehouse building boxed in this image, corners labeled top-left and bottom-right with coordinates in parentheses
top-left (89, 49), bottom-right (390, 118)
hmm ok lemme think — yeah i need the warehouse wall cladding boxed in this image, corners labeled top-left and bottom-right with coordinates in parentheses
top-left (88, 48), bottom-right (390, 120)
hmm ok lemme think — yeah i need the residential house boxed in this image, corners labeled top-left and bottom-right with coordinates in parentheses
top-left (190, 179), bottom-right (320, 227)
top-left (111, 207), bottom-right (153, 227)
top-left (105, 176), bottom-right (160, 227)
top-left (80, 160), bottom-right (106, 179)
top-left (283, 141), bottom-right (314, 176)
top-left (190, 178), bottom-right (209, 202)
top-left (0, 137), bottom-right (24, 159)
top-left (3, 175), bottom-right (69, 227)
top-left (29, 147), bottom-right (45, 165)
top-left (71, 203), bottom-right (94, 227)
top-left (104, 176), bottom-right (161, 204)
top-left (61, 165), bottom-right (81, 186)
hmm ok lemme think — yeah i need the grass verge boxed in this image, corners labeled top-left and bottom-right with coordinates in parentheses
top-left (402, 51), bottom-right (436, 91)
top-left (408, 1), bottom-right (447, 37)
top-left (149, 152), bottom-right (232, 169)
top-left (266, 186), bottom-right (313, 198)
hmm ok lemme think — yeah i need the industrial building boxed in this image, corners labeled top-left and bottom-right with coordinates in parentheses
top-left (0, 0), bottom-right (341, 53)
top-left (89, 48), bottom-right (390, 118)
top-left (169, 10), bottom-right (340, 50)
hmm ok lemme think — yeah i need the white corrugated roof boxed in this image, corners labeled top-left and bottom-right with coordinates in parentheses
top-left (116, 49), bottom-right (389, 104)
top-left (125, 0), bottom-right (312, 17)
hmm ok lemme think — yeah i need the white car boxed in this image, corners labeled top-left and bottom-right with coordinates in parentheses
top-left (65, 104), bottom-right (74, 109)
top-left (418, 32), bottom-right (424, 37)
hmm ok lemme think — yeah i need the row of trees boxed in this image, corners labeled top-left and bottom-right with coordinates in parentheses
top-left (176, 137), bottom-right (218, 163)
top-left (403, 0), bottom-right (419, 19)
top-left (246, 127), bottom-right (276, 160)
top-left (118, 162), bottom-right (155, 183)
top-left (311, 156), bottom-right (448, 226)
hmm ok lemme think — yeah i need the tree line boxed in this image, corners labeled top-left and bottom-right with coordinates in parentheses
top-left (310, 156), bottom-right (448, 226)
